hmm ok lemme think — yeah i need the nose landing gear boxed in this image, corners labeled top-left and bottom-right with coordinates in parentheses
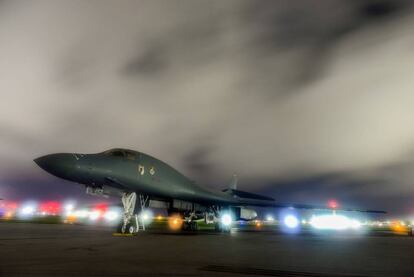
top-left (117, 192), bottom-right (148, 235)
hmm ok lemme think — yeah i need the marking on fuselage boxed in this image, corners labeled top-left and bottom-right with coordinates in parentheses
top-left (149, 166), bottom-right (155, 175)
top-left (138, 165), bottom-right (145, 175)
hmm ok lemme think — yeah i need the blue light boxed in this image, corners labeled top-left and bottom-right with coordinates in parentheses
top-left (279, 209), bottom-right (301, 233)
top-left (284, 215), bottom-right (299, 229)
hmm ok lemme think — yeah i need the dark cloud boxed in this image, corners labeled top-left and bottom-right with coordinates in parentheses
top-left (182, 144), bottom-right (218, 184)
top-left (121, 42), bottom-right (168, 77)
top-left (236, 1), bottom-right (413, 97)
top-left (360, 0), bottom-right (407, 19)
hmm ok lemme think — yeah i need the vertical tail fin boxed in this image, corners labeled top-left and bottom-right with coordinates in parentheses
top-left (229, 174), bottom-right (238, 190)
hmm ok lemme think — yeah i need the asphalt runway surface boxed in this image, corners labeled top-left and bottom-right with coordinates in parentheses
top-left (0, 222), bottom-right (413, 277)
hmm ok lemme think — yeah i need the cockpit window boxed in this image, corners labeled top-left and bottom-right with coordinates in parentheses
top-left (104, 149), bottom-right (137, 160)
top-left (125, 151), bottom-right (136, 160)
top-left (111, 150), bottom-right (125, 157)
top-left (104, 149), bottom-right (125, 157)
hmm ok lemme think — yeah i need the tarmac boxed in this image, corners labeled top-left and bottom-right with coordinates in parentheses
top-left (0, 222), bottom-right (413, 276)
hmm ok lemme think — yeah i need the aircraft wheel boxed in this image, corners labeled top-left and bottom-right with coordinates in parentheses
top-left (121, 224), bottom-right (127, 234)
top-left (181, 221), bottom-right (188, 231)
top-left (128, 224), bottom-right (136, 234)
top-left (116, 223), bottom-right (124, 233)
top-left (190, 221), bottom-right (198, 231)
top-left (182, 221), bottom-right (197, 232)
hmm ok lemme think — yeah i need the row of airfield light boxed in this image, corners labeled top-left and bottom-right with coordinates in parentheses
top-left (0, 201), bottom-right (121, 222)
top-left (265, 213), bottom-right (363, 231)
top-left (0, 200), bottom-right (157, 225)
top-left (1, 200), bottom-right (412, 232)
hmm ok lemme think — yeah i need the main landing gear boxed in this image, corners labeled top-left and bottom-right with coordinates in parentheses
top-left (117, 192), bottom-right (148, 235)
top-left (182, 211), bottom-right (198, 232)
top-left (180, 206), bottom-right (232, 233)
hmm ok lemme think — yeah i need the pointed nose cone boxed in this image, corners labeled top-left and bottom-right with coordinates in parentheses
top-left (34, 154), bottom-right (77, 180)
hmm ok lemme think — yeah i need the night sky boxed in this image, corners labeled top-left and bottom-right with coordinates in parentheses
top-left (1, 1), bottom-right (414, 216)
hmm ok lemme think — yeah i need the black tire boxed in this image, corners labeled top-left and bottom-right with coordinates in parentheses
top-left (121, 224), bottom-right (128, 234)
top-left (182, 222), bottom-right (189, 231)
top-left (127, 224), bottom-right (136, 234)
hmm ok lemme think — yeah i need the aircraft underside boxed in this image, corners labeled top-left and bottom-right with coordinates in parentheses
top-left (85, 185), bottom-right (255, 234)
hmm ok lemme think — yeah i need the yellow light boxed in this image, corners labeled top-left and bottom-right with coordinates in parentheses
top-left (390, 221), bottom-right (408, 233)
top-left (157, 215), bottom-right (163, 220)
top-left (66, 215), bottom-right (77, 224)
top-left (168, 215), bottom-right (183, 230)
top-left (4, 211), bottom-right (13, 219)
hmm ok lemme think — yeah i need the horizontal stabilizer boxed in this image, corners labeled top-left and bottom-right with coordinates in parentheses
top-left (269, 202), bottom-right (387, 214)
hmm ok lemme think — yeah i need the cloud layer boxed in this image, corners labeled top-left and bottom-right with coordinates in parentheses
top-left (0, 1), bottom-right (413, 214)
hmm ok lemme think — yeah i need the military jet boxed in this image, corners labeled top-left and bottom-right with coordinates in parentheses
top-left (34, 148), bottom-right (385, 234)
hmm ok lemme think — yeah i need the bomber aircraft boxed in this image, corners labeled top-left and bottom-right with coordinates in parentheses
top-left (34, 148), bottom-right (385, 234)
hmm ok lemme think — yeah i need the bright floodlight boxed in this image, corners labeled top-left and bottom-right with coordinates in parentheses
top-left (21, 205), bottom-right (35, 215)
top-left (142, 212), bottom-right (149, 221)
top-left (64, 203), bottom-right (74, 211)
top-left (284, 215), bottom-right (299, 229)
top-left (17, 202), bottom-right (38, 219)
top-left (266, 215), bottom-right (274, 222)
top-left (350, 219), bottom-right (361, 229)
top-left (140, 210), bottom-right (153, 223)
top-left (89, 210), bottom-right (100, 221)
top-left (104, 210), bottom-right (119, 221)
top-left (310, 214), bottom-right (361, 230)
top-left (221, 213), bottom-right (232, 226)
top-left (74, 209), bottom-right (89, 218)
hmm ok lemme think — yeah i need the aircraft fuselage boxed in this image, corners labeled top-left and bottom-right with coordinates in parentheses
top-left (35, 148), bottom-right (236, 206)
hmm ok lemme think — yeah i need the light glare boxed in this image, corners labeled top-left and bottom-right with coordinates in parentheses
top-left (104, 211), bottom-right (119, 221)
top-left (284, 215), bottom-right (299, 229)
top-left (74, 209), bottom-right (89, 218)
top-left (89, 210), bottom-right (100, 221)
top-left (221, 213), bottom-right (232, 226)
top-left (310, 214), bottom-right (361, 230)
top-left (21, 206), bottom-right (35, 215)
top-left (139, 210), bottom-right (153, 224)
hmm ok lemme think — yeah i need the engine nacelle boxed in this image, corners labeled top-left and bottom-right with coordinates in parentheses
top-left (231, 207), bottom-right (258, 220)
top-left (240, 208), bottom-right (257, 220)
